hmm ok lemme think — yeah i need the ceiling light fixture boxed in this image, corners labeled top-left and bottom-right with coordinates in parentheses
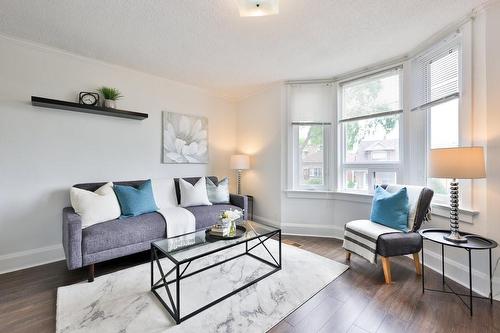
top-left (237, 0), bottom-right (279, 17)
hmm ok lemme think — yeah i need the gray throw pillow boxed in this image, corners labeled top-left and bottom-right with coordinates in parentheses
top-left (206, 177), bottom-right (230, 204)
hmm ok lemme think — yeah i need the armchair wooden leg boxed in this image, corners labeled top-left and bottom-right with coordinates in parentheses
top-left (380, 256), bottom-right (392, 284)
top-left (413, 252), bottom-right (422, 276)
top-left (345, 251), bottom-right (351, 261)
top-left (88, 264), bottom-right (95, 282)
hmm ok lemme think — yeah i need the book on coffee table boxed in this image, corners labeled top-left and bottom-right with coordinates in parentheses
top-left (210, 224), bottom-right (229, 237)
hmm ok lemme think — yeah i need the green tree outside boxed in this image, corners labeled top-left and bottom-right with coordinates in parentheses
top-left (344, 80), bottom-right (397, 151)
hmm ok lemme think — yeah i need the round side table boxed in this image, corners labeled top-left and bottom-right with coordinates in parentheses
top-left (419, 228), bottom-right (497, 316)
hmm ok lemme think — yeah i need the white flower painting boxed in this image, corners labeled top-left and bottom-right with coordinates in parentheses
top-left (162, 111), bottom-right (208, 164)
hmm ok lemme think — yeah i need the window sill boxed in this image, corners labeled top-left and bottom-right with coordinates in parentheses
top-left (284, 190), bottom-right (480, 223)
top-left (284, 189), bottom-right (373, 203)
top-left (431, 203), bottom-right (479, 224)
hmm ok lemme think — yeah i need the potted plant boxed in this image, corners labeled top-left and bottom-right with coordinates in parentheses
top-left (97, 87), bottom-right (122, 109)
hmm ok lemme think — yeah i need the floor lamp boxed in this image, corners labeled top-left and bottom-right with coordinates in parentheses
top-left (230, 154), bottom-right (250, 195)
top-left (429, 147), bottom-right (485, 243)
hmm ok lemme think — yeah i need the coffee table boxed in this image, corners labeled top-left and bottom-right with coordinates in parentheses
top-left (150, 220), bottom-right (281, 324)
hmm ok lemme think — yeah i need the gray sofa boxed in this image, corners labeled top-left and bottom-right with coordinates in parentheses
top-left (62, 176), bottom-right (248, 281)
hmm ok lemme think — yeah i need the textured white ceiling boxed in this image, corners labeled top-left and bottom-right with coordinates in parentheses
top-left (0, 0), bottom-right (486, 100)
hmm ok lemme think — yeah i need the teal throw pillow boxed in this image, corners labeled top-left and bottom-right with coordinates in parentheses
top-left (113, 179), bottom-right (159, 217)
top-left (370, 186), bottom-right (409, 231)
top-left (206, 177), bottom-right (230, 204)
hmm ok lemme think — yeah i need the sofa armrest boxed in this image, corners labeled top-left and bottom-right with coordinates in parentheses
top-left (229, 194), bottom-right (248, 220)
top-left (62, 207), bottom-right (83, 270)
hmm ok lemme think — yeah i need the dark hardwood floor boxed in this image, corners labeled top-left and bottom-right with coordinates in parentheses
top-left (1, 236), bottom-right (498, 333)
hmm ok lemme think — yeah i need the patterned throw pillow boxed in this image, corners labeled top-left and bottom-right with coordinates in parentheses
top-left (206, 177), bottom-right (230, 204)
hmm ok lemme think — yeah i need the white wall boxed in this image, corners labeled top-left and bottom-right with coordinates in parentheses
top-left (0, 36), bottom-right (237, 273)
top-left (2, 3), bottom-right (500, 300)
top-left (282, 194), bottom-right (372, 238)
top-left (235, 86), bottom-right (283, 226)
top-left (485, 0), bottom-right (500, 266)
top-left (235, 2), bottom-right (500, 299)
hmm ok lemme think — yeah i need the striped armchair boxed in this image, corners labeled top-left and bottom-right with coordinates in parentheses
top-left (343, 185), bottom-right (433, 284)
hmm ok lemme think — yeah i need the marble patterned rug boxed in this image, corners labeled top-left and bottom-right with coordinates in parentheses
top-left (56, 240), bottom-right (348, 333)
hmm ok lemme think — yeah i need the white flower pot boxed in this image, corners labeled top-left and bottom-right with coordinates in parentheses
top-left (104, 99), bottom-right (116, 109)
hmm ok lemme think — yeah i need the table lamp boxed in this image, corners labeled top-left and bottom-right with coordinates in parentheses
top-left (230, 154), bottom-right (250, 195)
top-left (429, 147), bottom-right (485, 243)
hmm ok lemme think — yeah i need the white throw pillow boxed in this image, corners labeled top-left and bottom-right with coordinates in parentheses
top-left (151, 178), bottom-right (178, 209)
top-left (179, 177), bottom-right (212, 207)
top-left (70, 182), bottom-right (121, 228)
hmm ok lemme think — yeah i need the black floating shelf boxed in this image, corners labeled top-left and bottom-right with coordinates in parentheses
top-left (31, 96), bottom-right (148, 120)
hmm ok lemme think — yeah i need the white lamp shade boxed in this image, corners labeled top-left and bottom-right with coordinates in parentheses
top-left (237, 0), bottom-right (279, 17)
top-left (429, 147), bottom-right (486, 179)
top-left (230, 154), bottom-right (250, 170)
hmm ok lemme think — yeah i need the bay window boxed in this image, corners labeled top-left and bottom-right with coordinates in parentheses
top-left (411, 34), bottom-right (466, 205)
top-left (286, 25), bottom-right (471, 202)
top-left (288, 83), bottom-right (334, 190)
top-left (294, 123), bottom-right (328, 188)
top-left (338, 67), bottom-right (403, 193)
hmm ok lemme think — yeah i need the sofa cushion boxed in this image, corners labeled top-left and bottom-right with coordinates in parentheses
top-left (82, 212), bottom-right (166, 254)
top-left (185, 204), bottom-right (243, 230)
top-left (74, 180), bottom-right (146, 192)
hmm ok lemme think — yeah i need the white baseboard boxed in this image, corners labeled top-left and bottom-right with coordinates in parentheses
top-left (422, 248), bottom-right (500, 301)
top-left (0, 244), bottom-right (65, 274)
top-left (251, 216), bottom-right (344, 240)
top-left (281, 222), bottom-right (344, 240)
top-left (252, 214), bottom-right (281, 228)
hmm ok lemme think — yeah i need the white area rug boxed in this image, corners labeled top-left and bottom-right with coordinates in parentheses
top-left (57, 240), bottom-right (348, 333)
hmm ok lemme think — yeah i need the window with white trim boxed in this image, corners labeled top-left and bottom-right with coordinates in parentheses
top-left (411, 34), bottom-right (468, 205)
top-left (338, 67), bottom-right (403, 193)
top-left (288, 83), bottom-right (334, 190)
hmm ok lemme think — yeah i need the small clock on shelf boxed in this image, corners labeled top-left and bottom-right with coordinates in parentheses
top-left (78, 92), bottom-right (99, 106)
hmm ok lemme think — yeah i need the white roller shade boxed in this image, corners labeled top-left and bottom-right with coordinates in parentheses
top-left (411, 34), bottom-right (460, 112)
top-left (288, 83), bottom-right (334, 124)
top-left (339, 67), bottom-right (402, 122)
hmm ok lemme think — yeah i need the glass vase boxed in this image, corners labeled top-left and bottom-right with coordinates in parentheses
top-left (229, 220), bottom-right (236, 237)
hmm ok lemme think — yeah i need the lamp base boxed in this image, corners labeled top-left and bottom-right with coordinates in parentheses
top-left (443, 179), bottom-right (468, 243)
top-left (236, 169), bottom-right (242, 195)
top-left (443, 230), bottom-right (468, 243)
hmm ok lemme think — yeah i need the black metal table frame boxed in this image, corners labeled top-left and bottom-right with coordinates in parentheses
top-left (421, 238), bottom-right (493, 316)
top-left (150, 229), bottom-right (282, 324)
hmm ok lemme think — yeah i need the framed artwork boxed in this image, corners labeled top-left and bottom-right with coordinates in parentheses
top-left (162, 111), bottom-right (208, 164)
